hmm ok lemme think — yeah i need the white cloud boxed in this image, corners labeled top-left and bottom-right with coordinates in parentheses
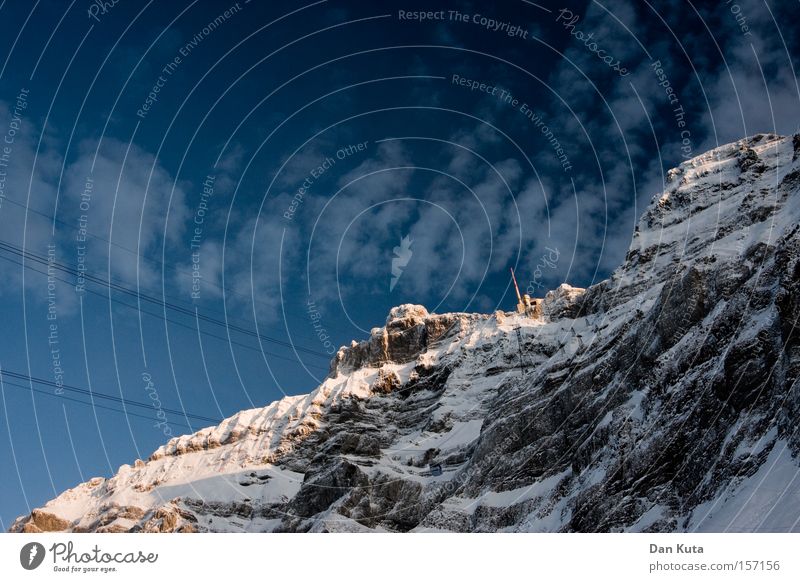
top-left (61, 138), bottom-right (190, 289)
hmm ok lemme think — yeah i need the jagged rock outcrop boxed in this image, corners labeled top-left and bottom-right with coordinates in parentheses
top-left (10, 133), bottom-right (800, 533)
top-left (330, 304), bottom-right (476, 374)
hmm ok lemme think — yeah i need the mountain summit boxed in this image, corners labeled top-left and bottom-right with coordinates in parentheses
top-left (12, 133), bottom-right (800, 533)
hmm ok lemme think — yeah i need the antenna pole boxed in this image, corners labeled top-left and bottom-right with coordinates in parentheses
top-left (510, 267), bottom-right (522, 303)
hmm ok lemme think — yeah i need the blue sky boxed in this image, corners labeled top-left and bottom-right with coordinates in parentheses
top-left (0, 0), bottom-right (798, 527)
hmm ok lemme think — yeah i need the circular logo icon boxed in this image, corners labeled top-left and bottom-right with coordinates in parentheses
top-left (19, 542), bottom-right (46, 570)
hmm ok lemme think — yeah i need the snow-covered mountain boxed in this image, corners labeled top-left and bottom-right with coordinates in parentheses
top-left (11, 133), bottom-right (800, 533)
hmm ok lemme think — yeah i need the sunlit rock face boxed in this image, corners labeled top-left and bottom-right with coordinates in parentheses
top-left (11, 134), bottom-right (800, 533)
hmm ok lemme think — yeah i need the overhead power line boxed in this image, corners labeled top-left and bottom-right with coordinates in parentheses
top-left (1, 194), bottom-right (344, 337)
top-left (0, 376), bottom-right (197, 430)
top-left (0, 367), bottom-right (222, 424)
top-left (0, 251), bottom-right (329, 371)
top-left (0, 239), bottom-right (331, 359)
top-left (2, 197), bottom-right (229, 321)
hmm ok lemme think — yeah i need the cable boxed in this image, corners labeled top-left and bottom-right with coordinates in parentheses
top-left (0, 251), bottom-right (329, 371)
top-left (0, 377), bottom-right (197, 430)
top-left (0, 368), bottom-right (222, 424)
top-left (1, 194), bottom-right (344, 336)
top-left (0, 239), bottom-right (331, 358)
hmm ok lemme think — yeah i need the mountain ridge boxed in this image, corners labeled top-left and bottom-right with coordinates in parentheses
top-left (11, 132), bottom-right (800, 533)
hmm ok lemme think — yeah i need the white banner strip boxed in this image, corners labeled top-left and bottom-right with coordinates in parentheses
top-left (1, 533), bottom-right (796, 580)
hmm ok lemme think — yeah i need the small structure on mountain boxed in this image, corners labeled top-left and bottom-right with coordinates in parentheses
top-left (510, 268), bottom-right (541, 317)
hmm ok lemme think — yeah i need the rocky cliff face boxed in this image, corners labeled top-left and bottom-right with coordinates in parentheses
top-left (11, 133), bottom-right (800, 533)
